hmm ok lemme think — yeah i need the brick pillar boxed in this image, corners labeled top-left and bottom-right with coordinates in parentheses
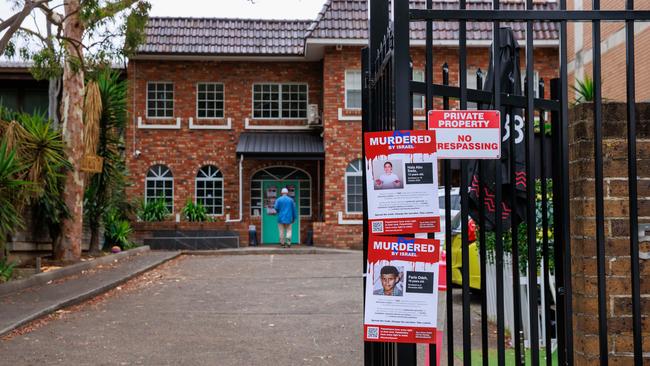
top-left (569, 103), bottom-right (650, 364)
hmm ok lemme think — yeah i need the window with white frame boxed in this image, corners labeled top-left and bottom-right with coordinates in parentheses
top-left (196, 83), bottom-right (224, 118)
top-left (145, 165), bottom-right (173, 212)
top-left (196, 165), bottom-right (224, 215)
top-left (345, 70), bottom-right (362, 109)
top-left (147, 82), bottom-right (174, 118)
top-left (467, 69), bottom-right (481, 110)
top-left (253, 83), bottom-right (307, 119)
top-left (412, 70), bottom-right (425, 109)
top-left (521, 70), bottom-right (540, 98)
top-left (345, 159), bottom-right (363, 213)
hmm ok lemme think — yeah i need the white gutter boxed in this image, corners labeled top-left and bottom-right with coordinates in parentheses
top-left (226, 155), bottom-right (244, 223)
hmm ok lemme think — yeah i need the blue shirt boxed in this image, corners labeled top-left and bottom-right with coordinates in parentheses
top-left (274, 195), bottom-right (297, 224)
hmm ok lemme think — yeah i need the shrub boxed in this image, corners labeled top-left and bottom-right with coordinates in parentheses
top-left (478, 179), bottom-right (554, 272)
top-left (0, 257), bottom-right (17, 283)
top-left (182, 200), bottom-right (209, 222)
top-left (138, 199), bottom-right (169, 222)
top-left (104, 208), bottom-right (136, 250)
top-left (0, 139), bottom-right (30, 252)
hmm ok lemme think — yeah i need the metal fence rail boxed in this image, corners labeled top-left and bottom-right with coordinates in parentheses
top-left (362, 0), bottom-right (650, 364)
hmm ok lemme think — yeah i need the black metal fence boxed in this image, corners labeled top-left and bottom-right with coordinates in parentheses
top-left (362, 0), bottom-right (650, 365)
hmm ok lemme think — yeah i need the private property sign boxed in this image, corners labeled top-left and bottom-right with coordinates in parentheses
top-left (427, 110), bottom-right (501, 159)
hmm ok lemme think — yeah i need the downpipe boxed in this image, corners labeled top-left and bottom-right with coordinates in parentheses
top-left (225, 155), bottom-right (244, 223)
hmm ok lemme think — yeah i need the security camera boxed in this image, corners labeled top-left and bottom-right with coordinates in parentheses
top-left (134, 149), bottom-right (141, 158)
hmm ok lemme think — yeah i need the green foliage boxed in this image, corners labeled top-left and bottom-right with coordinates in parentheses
top-left (4, 1), bottom-right (151, 79)
top-left (0, 257), bottom-right (18, 283)
top-left (84, 69), bottom-right (132, 246)
top-left (479, 179), bottom-right (555, 272)
top-left (182, 200), bottom-right (209, 222)
top-left (103, 208), bottom-right (136, 250)
top-left (572, 76), bottom-right (595, 104)
top-left (138, 199), bottom-right (169, 222)
top-left (0, 140), bottom-right (31, 251)
top-left (0, 107), bottom-right (69, 245)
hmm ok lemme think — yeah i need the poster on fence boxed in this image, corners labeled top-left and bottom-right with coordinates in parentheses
top-left (364, 235), bottom-right (440, 343)
top-left (364, 130), bottom-right (440, 235)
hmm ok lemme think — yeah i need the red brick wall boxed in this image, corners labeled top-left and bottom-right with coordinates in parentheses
top-left (126, 46), bottom-right (559, 249)
top-left (568, 103), bottom-right (650, 364)
top-left (126, 60), bottom-right (323, 244)
top-left (314, 45), bottom-right (559, 248)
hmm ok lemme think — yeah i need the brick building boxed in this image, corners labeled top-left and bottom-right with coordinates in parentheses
top-left (127, 0), bottom-right (560, 249)
top-left (568, 0), bottom-right (650, 101)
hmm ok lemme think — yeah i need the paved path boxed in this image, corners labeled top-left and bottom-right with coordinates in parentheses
top-left (0, 252), bottom-right (364, 366)
top-left (0, 250), bottom-right (180, 337)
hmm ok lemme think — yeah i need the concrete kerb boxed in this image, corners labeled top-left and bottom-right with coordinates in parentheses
top-left (0, 246), bottom-right (151, 297)
top-left (184, 247), bottom-right (359, 256)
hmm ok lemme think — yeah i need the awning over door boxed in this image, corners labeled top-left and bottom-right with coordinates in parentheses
top-left (236, 132), bottom-right (324, 160)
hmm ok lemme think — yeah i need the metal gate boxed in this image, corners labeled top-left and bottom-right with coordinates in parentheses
top-left (361, 0), bottom-right (650, 364)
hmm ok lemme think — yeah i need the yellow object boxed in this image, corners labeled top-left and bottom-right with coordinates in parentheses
top-left (450, 233), bottom-right (481, 290)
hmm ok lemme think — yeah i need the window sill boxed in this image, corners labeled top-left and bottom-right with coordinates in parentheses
top-left (189, 117), bottom-right (232, 130)
top-left (138, 117), bottom-right (181, 129)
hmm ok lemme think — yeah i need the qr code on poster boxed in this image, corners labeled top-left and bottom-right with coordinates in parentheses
top-left (367, 327), bottom-right (380, 339)
top-left (371, 221), bottom-right (384, 233)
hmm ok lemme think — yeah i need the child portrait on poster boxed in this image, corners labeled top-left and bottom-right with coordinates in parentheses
top-left (373, 265), bottom-right (404, 296)
top-left (373, 159), bottom-right (404, 190)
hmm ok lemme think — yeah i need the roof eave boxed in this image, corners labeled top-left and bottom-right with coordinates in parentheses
top-left (305, 38), bottom-right (559, 47)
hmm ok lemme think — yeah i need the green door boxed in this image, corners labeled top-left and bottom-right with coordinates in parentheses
top-left (261, 180), bottom-right (300, 244)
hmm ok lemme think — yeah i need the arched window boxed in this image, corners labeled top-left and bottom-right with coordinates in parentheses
top-left (196, 165), bottom-right (224, 215)
top-left (145, 164), bottom-right (173, 212)
top-left (250, 167), bottom-right (311, 217)
top-left (345, 159), bottom-right (363, 213)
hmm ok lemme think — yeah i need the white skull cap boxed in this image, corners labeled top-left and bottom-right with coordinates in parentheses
top-left (281, 188), bottom-right (289, 194)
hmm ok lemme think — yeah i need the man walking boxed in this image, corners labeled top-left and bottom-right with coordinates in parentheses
top-left (274, 187), bottom-right (297, 247)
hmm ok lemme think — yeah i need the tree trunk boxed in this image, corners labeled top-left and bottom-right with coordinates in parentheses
top-left (88, 223), bottom-right (101, 255)
top-left (48, 77), bottom-right (60, 127)
top-left (55, 0), bottom-right (84, 262)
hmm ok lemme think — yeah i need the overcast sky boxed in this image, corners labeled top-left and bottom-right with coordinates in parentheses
top-left (0, 0), bottom-right (327, 22)
top-left (0, 0), bottom-right (327, 60)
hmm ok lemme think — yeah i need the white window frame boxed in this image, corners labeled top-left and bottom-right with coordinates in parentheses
top-left (146, 81), bottom-right (174, 119)
top-left (195, 165), bottom-right (224, 216)
top-left (145, 164), bottom-right (174, 213)
top-left (412, 70), bottom-right (425, 110)
top-left (521, 70), bottom-right (540, 98)
top-left (344, 159), bottom-right (363, 214)
top-left (251, 83), bottom-right (309, 120)
top-left (196, 82), bottom-right (225, 120)
top-left (250, 166), bottom-right (312, 218)
top-left (344, 70), bottom-right (362, 110)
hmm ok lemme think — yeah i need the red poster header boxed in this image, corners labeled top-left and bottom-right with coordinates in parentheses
top-left (367, 235), bottom-right (440, 263)
top-left (364, 130), bottom-right (437, 160)
top-left (427, 110), bottom-right (500, 129)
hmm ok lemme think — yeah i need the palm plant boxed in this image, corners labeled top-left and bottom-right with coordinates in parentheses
top-left (572, 75), bottom-right (595, 104)
top-left (0, 108), bottom-right (68, 254)
top-left (84, 70), bottom-right (131, 254)
top-left (0, 140), bottom-right (30, 255)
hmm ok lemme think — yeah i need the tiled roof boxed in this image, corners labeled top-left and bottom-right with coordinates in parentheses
top-left (306, 0), bottom-right (559, 41)
top-left (139, 17), bottom-right (313, 55)
top-left (137, 1), bottom-right (559, 57)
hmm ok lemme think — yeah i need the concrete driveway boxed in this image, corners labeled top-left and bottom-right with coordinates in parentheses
top-left (0, 252), bottom-right (364, 366)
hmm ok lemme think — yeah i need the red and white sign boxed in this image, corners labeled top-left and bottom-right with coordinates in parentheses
top-left (364, 236), bottom-right (440, 343)
top-left (428, 110), bottom-right (501, 159)
top-left (364, 130), bottom-right (440, 235)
